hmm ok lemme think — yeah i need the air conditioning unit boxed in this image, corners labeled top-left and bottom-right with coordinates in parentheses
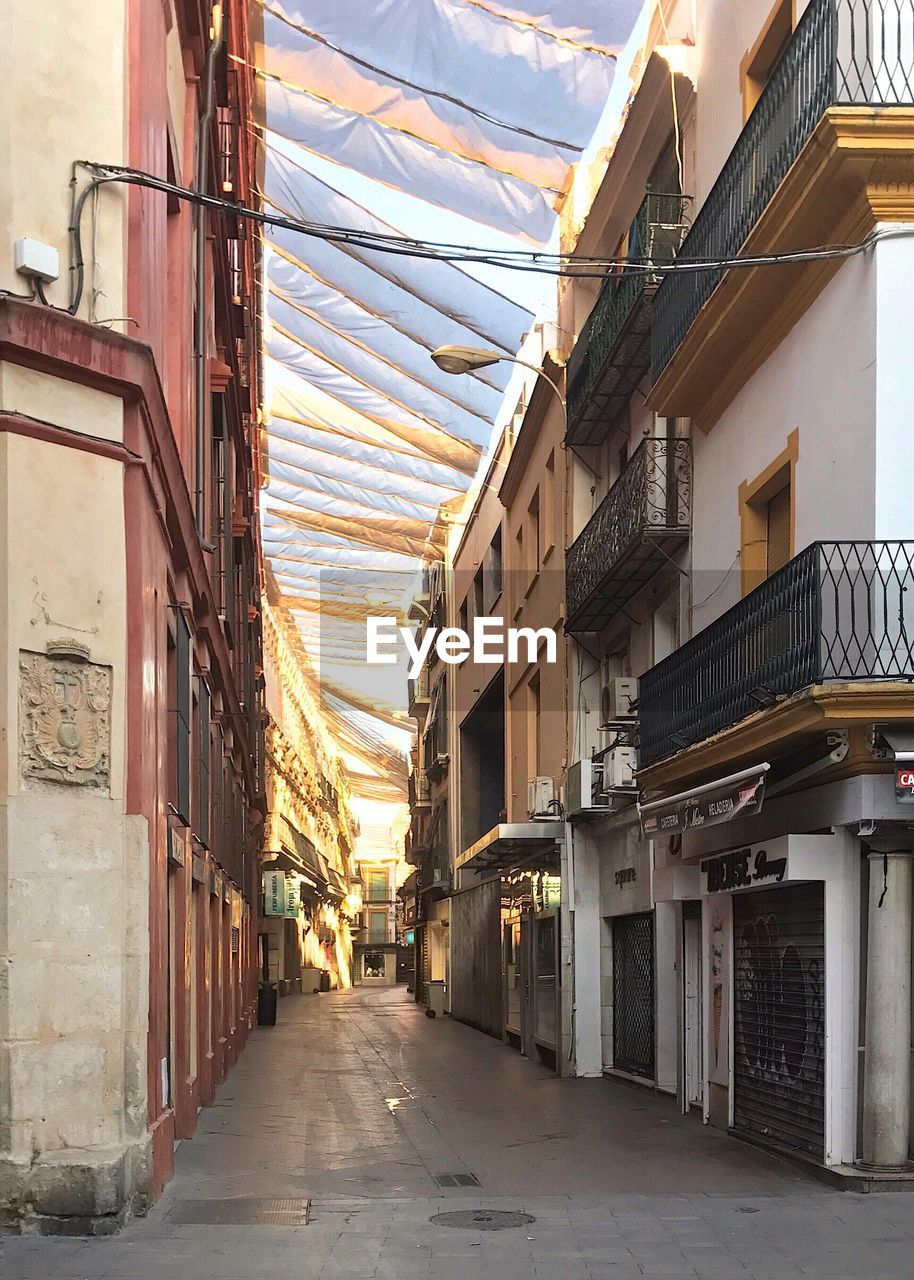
top-left (527, 776), bottom-right (555, 818)
top-left (565, 758), bottom-right (609, 818)
top-left (604, 745), bottom-right (638, 790)
top-left (601, 677), bottom-right (639, 725)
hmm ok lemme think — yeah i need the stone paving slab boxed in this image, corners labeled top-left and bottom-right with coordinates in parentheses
top-left (5, 987), bottom-right (914, 1278)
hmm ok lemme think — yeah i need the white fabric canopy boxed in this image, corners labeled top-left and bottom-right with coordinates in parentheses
top-left (254, 0), bottom-right (644, 811)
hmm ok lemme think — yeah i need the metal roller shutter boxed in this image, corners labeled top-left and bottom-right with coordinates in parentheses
top-left (416, 925), bottom-right (429, 1006)
top-left (733, 884), bottom-right (825, 1158)
top-left (613, 912), bottom-right (655, 1079)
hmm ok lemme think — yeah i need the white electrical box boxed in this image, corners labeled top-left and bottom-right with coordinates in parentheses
top-left (604, 746), bottom-right (638, 790)
top-left (601, 677), bottom-right (639, 723)
top-left (527, 776), bottom-right (555, 817)
top-left (14, 237), bottom-right (59, 284)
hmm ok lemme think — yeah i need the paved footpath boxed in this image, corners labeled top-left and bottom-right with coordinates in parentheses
top-left (5, 985), bottom-right (914, 1279)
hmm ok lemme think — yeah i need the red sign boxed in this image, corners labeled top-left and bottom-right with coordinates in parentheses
top-left (896, 767), bottom-right (914, 802)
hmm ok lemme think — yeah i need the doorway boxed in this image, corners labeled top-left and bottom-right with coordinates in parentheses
top-left (682, 903), bottom-right (703, 1110)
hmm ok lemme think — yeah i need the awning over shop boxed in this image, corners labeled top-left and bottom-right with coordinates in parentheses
top-left (638, 764), bottom-right (770, 839)
top-left (456, 822), bottom-right (564, 876)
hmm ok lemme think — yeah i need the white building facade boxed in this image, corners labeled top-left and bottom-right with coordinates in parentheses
top-left (562, 0), bottom-right (914, 1179)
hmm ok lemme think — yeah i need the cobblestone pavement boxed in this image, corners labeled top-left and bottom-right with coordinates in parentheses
top-left (5, 985), bottom-right (914, 1279)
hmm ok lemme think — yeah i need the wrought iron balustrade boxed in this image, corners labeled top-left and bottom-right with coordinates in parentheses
top-left (566, 437), bottom-right (691, 633)
top-left (652, 0), bottom-right (914, 378)
top-left (567, 191), bottom-right (689, 447)
top-left (408, 668), bottom-right (430, 717)
top-left (639, 541), bottom-right (914, 766)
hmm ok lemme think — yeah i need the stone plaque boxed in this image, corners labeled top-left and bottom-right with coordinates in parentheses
top-left (19, 650), bottom-right (111, 788)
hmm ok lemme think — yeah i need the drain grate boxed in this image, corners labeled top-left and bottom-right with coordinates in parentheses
top-left (433, 1172), bottom-right (480, 1187)
top-left (430, 1209), bottom-right (535, 1231)
top-left (168, 1198), bottom-right (310, 1226)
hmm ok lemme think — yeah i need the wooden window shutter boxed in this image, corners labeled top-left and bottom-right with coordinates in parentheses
top-left (766, 483), bottom-right (791, 576)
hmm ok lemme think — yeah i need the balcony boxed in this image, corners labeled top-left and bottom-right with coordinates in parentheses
top-left (419, 858), bottom-right (451, 900)
top-left (566, 438), bottom-right (691, 634)
top-left (639, 542), bottom-right (914, 768)
top-left (408, 667), bottom-right (431, 720)
top-left (407, 765), bottom-right (431, 811)
top-left (566, 192), bottom-right (690, 448)
top-left (652, 0), bottom-right (914, 395)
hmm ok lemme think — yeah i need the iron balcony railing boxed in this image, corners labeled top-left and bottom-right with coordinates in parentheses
top-left (639, 541), bottom-right (914, 766)
top-left (567, 191), bottom-right (689, 445)
top-left (652, 0), bottom-right (914, 378)
top-left (407, 666), bottom-right (431, 717)
top-left (408, 767), bottom-right (431, 809)
top-left (566, 437), bottom-right (692, 633)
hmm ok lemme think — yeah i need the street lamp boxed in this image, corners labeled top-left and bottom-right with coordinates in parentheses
top-left (431, 344), bottom-right (566, 431)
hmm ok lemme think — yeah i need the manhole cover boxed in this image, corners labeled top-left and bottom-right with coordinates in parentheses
top-left (430, 1210), bottom-right (535, 1231)
top-left (168, 1198), bottom-right (310, 1226)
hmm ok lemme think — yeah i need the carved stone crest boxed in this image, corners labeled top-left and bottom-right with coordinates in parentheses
top-left (19, 650), bottom-right (111, 788)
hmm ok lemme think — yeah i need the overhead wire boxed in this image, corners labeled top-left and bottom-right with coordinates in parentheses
top-left (70, 161), bottom-right (911, 313)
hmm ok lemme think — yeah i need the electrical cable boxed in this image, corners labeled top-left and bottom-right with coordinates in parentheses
top-left (68, 160), bottom-right (914, 315)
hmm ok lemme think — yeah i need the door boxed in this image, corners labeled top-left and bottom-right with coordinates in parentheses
top-left (532, 912), bottom-right (558, 1062)
top-left (503, 920), bottom-right (522, 1041)
top-left (613, 912), bottom-right (655, 1079)
top-left (519, 914), bottom-right (533, 1058)
top-left (683, 907), bottom-right (703, 1109)
top-left (415, 925), bottom-right (429, 1005)
top-left (733, 884), bottom-right (825, 1158)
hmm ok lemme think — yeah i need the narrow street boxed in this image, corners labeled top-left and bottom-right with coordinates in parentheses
top-left (5, 988), bottom-right (914, 1279)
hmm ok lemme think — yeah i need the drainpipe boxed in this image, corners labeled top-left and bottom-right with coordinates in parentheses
top-left (195, 4), bottom-right (224, 534)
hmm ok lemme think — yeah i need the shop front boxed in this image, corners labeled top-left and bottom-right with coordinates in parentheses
top-left (590, 815), bottom-right (669, 1087)
top-left (656, 827), bottom-right (858, 1165)
top-left (453, 822), bottom-right (565, 1069)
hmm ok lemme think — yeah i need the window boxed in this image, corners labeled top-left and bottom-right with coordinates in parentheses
top-left (543, 453), bottom-right (556, 563)
top-left (526, 672), bottom-right (540, 780)
top-left (527, 490), bottom-right (541, 577)
top-left (364, 951), bottom-right (386, 977)
top-left (169, 610), bottom-right (192, 824)
top-left (197, 677), bottom-right (211, 846)
top-left (484, 527), bottom-right (503, 610)
top-left (652, 592), bottom-right (679, 665)
top-left (366, 869), bottom-right (388, 902)
top-left (459, 596), bottom-right (469, 633)
top-left (741, 0), bottom-right (794, 119)
top-left (739, 430), bottom-right (798, 593)
top-left (367, 911), bottom-right (388, 944)
top-left (473, 567), bottom-right (485, 619)
top-left (766, 484), bottom-right (791, 576)
top-left (514, 525), bottom-right (524, 616)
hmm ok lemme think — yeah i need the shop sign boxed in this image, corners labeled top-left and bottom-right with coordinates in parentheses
top-left (896, 765), bottom-right (914, 803)
top-left (285, 876), bottom-right (301, 918)
top-left (640, 765), bottom-right (769, 838)
top-left (263, 870), bottom-right (286, 916)
top-left (701, 843), bottom-right (788, 894)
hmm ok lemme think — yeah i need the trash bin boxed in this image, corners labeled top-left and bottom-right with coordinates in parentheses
top-left (425, 980), bottom-right (446, 1018)
top-left (319, 970), bottom-right (331, 993)
top-left (257, 984), bottom-right (278, 1026)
